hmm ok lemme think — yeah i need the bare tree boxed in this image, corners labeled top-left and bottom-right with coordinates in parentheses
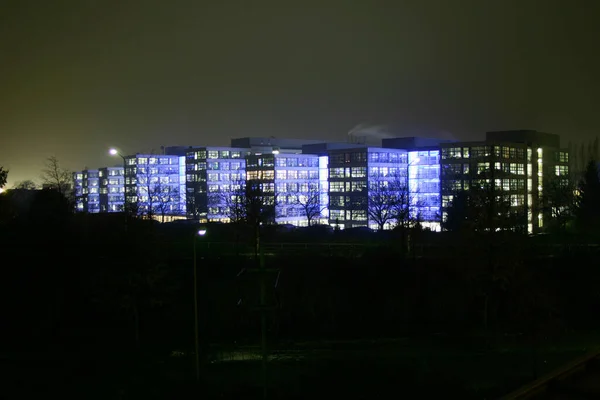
top-left (368, 177), bottom-right (399, 231)
top-left (367, 172), bottom-right (415, 231)
top-left (152, 184), bottom-right (180, 223)
top-left (13, 180), bottom-right (37, 190)
top-left (133, 159), bottom-right (181, 221)
top-left (41, 156), bottom-right (71, 196)
top-left (294, 184), bottom-right (324, 226)
top-left (220, 180), bottom-right (277, 226)
top-left (217, 180), bottom-right (247, 224)
top-left (542, 175), bottom-right (575, 232)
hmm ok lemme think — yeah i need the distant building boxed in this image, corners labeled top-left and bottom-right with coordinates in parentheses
top-left (245, 151), bottom-right (328, 226)
top-left (184, 147), bottom-right (250, 222)
top-left (124, 154), bottom-right (186, 219)
top-left (326, 147), bottom-right (410, 230)
top-left (73, 169), bottom-right (100, 213)
top-left (439, 130), bottom-right (569, 234)
top-left (73, 172), bottom-right (84, 212)
top-left (98, 167), bottom-right (124, 212)
top-left (71, 131), bottom-right (570, 232)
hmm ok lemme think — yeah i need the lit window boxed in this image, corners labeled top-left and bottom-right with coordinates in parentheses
top-left (247, 171), bottom-right (258, 180)
top-left (351, 210), bottom-right (367, 221)
top-left (477, 162), bottom-right (490, 174)
top-left (330, 182), bottom-right (346, 192)
top-left (298, 170), bottom-right (309, 180)
top-left (352, 167), bottom-right (366, 178)
top-left (351, 181), bottom-right (366, 192)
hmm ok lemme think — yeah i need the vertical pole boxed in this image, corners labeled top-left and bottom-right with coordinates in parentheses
top-left (260, 245), bottom-right (267, 400)
top-left (193, 235), bottom-right (200, 381)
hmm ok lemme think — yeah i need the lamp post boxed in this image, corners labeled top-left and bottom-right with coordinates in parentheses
top-left (193, 228), bottom-right (207, 381)
top-left (109, 148), bottom-right (128, 213)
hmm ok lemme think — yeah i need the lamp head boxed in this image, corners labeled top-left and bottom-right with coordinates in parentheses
top-left (109, 148), bottom-right (118, 156)
top-left (197, 229), bottom-right (207, 236)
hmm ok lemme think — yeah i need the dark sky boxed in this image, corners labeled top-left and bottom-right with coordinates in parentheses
top-left (2, 0), bottom-right (599, 185)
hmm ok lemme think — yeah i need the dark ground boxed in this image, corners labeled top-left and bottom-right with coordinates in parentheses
top-left (4, 332), bottom-right (598, 399)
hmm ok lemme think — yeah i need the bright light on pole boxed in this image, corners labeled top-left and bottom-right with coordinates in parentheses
top-left (197, 229), bottom-right (207, 236)
top-left (109, 148), bottom-right (118, 156)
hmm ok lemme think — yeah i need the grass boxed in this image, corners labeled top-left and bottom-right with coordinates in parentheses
top-left (5, 332), bottom-right (599, 399)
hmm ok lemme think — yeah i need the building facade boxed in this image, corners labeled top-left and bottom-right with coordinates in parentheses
top-left (439, 130), bottom-right (569, 234)
top-left (408, 149), bottom-right (442, 230)
top-left (326, 147), bottom-right (410, 230)
top-left (99, 167), bottom-right (124, 212)
top-left (79, 169), bottom-right (100, 213)
top-left (73, 171), bottom-right (84, 212)
top-left (185, 147), bottom-right (250, 222)
top-left (245, 152), bottom-right (327, 226)
top-left (72, 133), bottom-right (568, 232)
top-left (124, 154), bottom-right (185, 219)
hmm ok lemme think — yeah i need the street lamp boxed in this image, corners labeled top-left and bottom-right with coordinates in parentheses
top-left (193, 227), bottom-right (207, 381)
top-left (109, 148), bottom-right (128, 212)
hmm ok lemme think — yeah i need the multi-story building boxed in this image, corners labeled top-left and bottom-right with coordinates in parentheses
top-left (184, 147), bottom-right (250, 222)
top-left (326, 147), bottom-right (409, 230)
top-left (124, 154), bottom-right (185, 219)
top-left (382, 138), bottom-right (445, 231)
top-left (99, 167), bottom-right (124, 212)
top-left (73, 171), bottom-right (84, 212)
top-left (439, 130), bottom-right (569, 234)
top-left (407, 149), bottom-right (442, 230)
top-left (245, 151), bottom-right (327, 226)
top-left (81, 169), bottom-right (100, 213)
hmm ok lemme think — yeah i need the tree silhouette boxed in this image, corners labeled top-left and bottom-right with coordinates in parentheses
top-left (41, 156), bottom-right (71, 197)
top-left (150, 184), bottom-right (180, 222)
top-left (542, 175), bottom-right (575, 232)
top-left (443, 185), bottom-right (519, 233)
top-left (574, 160), bottom-right (600, 234)
top-left (0, 166), bottom-right (7, 189)
top-left (13, 180), bottom-right (38, 190)
top-left (294, 185), bottom-right (324, 226)
top-left (367, 173), bottom-right (413, 231)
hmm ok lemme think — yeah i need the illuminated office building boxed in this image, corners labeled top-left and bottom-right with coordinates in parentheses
top-left (184, 147), bottom-right (250, 222)
top-left (99, 166), bottom-right (124, 212)
top-left (124, 154), bottom-right (186, 219)
top-left (73, 171), bottom-right (84, 212)
top-left (439, 130), bottom-right (569, 234)
top-left (245, 151), bottom-right (327, 226)
top-left (408, 150), bottom-right (442, 231)
top-left (326, 147), bottom-right (410, 230)
top-left (75, 169), bottom-right (100, 213)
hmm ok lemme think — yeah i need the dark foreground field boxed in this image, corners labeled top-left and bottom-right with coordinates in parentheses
top-left (5, 333), bottom-right (598, 399)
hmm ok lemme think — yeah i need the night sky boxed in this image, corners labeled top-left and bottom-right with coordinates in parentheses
top-left (2, 0), bottom-right (599, 185)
